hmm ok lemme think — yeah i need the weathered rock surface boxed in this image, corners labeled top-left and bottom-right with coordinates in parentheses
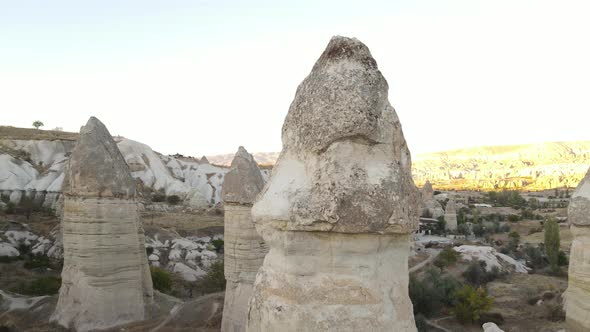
top-left (444, 198), bottom-right (458, 230)
top-left (565, 166), bottom-right (590, 332)
top-left (221, 147), bottom-right (267, 332)
top-left (248, 36), bottom-right (419, 331)
top-left (51, 117), bottom-right (153, 332)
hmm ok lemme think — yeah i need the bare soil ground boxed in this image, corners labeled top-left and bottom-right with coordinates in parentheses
top-left (0, 126), bottom-right (78, 141)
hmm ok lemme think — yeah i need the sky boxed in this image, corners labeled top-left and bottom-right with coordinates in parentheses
top-left (1, 0), bottom-right (589, 157)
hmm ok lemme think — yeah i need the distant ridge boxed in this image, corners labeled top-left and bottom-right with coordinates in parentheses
top-left (209, 141), bottom-right (590, 191)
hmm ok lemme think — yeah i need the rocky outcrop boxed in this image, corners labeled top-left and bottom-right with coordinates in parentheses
top-left (445, 198), bottom-right (458, 230)
top-left (0, 132), bottom-right (228, 209)
top-left (421, 181), bottom-right (444, 219)
top-left (248, 36), bottom-right (419, 332)
top-left (51, 117), bottom-right (153, 332)
top-left (413, 141), bottom-right (590, 191)
top-left (565, 166), bottom-right (590, 331)
top-left (221, 147), bottom-right (267, 332)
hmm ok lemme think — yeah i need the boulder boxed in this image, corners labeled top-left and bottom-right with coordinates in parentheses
top-left (247, 36), bottom-right (419, 332)
top-left (482, 322), bottom-right (505, 332)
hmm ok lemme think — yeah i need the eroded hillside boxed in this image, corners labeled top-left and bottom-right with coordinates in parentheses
top-left (412, 141), bottom-right (590, 191)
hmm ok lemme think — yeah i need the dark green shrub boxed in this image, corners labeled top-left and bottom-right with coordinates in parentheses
top-left (151, 193), bottom-right (166, 202)
top-left (166, 195), bottom-right (181, 205)
top-left (462, 260), bottom-right (503, 285)
top-left (558, 251), bottom-right (568, 266)
top-left (146, 247), bottom-right (154, 256)
top-left (415, 313), bottom-right (428, 332)
top-left (523, 244), bottom-right (547, 270)
top-left (24, 255), bottom-right (51, 269)
top-left (457, 223), bottom-right (470, 236)
top-left (15, 277), bottom-right (61, 296)
top-left (211, 239), bottom-right (224, 252)
top-left (472, 224), bottom-right (485, 237)
top-left (409, 267), bottom-right (461, 317)
top-left (434, 247), bottom-right (460, 270)
top-left (499, 224), bottom-right (511, 233)
top-left (0, 256), bottom-right (21, 263)
top-left (5, 202), bottom-right (15, 214)
top-left (463, 260), bottom-right (488, 286)
top-left (197, 260), bottom-right (226, 294)
top-left (546, 304), bottom-right (565, 322)
top-left (508, 214), bottom-right (521, 222)
top-left (151, 266), bottom-right (172, 293)
top-left (452, 285), bottom-right (493, 324)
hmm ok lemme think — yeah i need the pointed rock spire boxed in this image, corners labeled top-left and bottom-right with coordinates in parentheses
top-left (222, 146), bottom-right (265, 205)
top-left (248, 36), bottom-right (419, 331)
top-left (63, 116), bottom-right (136, 198)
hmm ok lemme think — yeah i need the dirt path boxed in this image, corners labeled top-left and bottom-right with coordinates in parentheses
top-left (409, 248), bottom-right (440, 273)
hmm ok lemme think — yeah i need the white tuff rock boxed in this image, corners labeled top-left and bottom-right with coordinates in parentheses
top-left (51, 117), bottom-right (153, 332)
top-left (565, 166), bottom-right (590, 332)
top-left (221, 146), bottom-right (267, 332)
top-left (248, 36), bottom-right (419, 332)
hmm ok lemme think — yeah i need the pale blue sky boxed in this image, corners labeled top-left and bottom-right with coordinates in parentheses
top-left (1, 0), bottom-right (589, 156)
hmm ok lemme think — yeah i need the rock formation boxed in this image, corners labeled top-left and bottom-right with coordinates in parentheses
top-left (565, 166), bottom-right (590, 331)
top-left (420, 181), bottom-right (444, 219)
top-left (422, 180), bottom-right (434, 200)
top-left (221, 146), bottom-right (267, 332)
top-left (444, 198), bottom-right (458, 230)
top-left (247, 36), bottom-right (419, 332)
top-left (51, 117), bottom-right (153, 332)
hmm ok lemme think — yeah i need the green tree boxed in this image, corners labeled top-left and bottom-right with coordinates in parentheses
top-left (452, 285), bottom-right (493, 324)
top-left (197, 260), bottom-right (226, 294)
top-left (32, 120), bottom-right (44, 129)
top-left (544, 218), bottom-right (560, 273)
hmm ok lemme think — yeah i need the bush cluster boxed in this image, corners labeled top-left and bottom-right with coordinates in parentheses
top-left (14, 277), bottom-right (61, 296)
top-left (409, 267), bottom-right (461, 317)
top-left (151, 266), bottom-right (173, 293)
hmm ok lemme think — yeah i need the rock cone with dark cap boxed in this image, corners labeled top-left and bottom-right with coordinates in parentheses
top-left (565, 166), bottom-right (590, 331)
top-left (51, 117), bottom-right (153, 332)
top-left (221, 146), bottom-right (267, 332)
top-left (248, 36), bottom-right (419, 332)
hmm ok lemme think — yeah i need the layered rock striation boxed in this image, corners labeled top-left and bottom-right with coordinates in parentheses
top-left (221, 146), bottom-right (267, 332)
top-left (247, 36), bottom-right (419, 331)
top-left (565, 166), bottom-right (590, 331)
top-left (51, 117), bottom-right (153, 332)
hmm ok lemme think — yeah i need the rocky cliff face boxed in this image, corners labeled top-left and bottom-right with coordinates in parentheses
top-left (51, 117), bottom-right (153, 332)
top-left (0, 127), bottom-right (228, 209)
top-left (565, 165), bottom-right (590, 332)
top-left (248, 36), bottom-right (418, 332)
top-left (412, 142), bottom-right (590, 191)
